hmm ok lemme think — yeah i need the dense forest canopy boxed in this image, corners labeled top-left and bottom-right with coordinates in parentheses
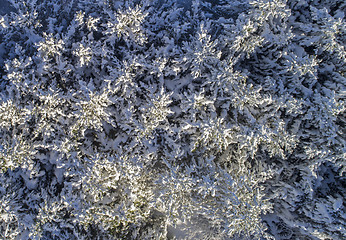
top-left (0, 0), bottom-right (345, 239)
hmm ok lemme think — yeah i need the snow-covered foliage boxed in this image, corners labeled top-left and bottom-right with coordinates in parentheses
top-left (0, 0), bottom-right (345, 239)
